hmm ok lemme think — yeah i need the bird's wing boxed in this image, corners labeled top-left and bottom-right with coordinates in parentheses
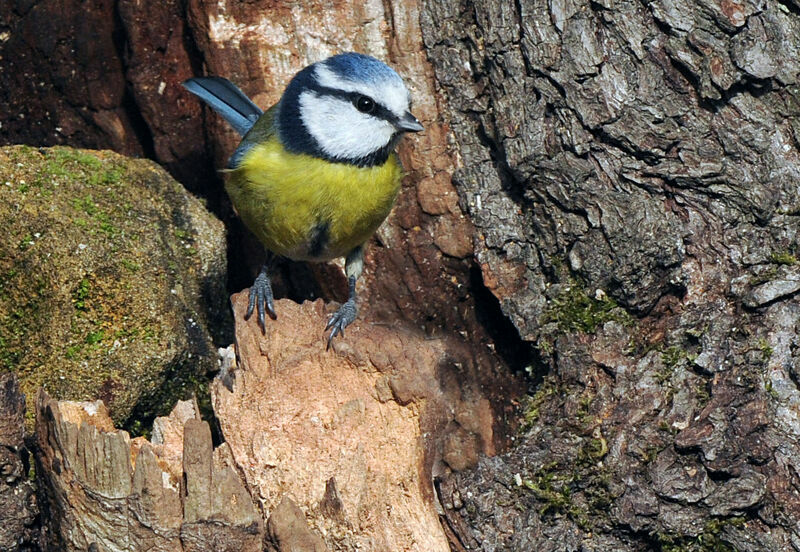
top-left (183, 77), bottom-right (263, 136)
top-left (228, 104), bottom-right (279, 169)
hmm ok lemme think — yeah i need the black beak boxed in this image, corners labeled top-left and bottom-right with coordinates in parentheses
top-left (397, 111), bottom-right (424, 133)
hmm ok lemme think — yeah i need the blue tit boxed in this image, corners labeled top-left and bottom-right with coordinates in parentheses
top-left (183, 52), bottom-right (423, 347)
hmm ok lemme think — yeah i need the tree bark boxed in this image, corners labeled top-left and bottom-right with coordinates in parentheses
top-left (3, 0), bottom-right (800, 550)
top-left (0, 374), bottom-right (38, 552)
top-left (422, 0), bottom-right (800, 549)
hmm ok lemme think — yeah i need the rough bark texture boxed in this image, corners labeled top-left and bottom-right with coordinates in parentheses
top-left (0, 374), bottom-right (38, 552)
top-left (421, 0), bottom-right (800, 550)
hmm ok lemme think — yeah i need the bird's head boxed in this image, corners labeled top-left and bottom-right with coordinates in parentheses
top-left (277, 52), bottom-right (423, 167)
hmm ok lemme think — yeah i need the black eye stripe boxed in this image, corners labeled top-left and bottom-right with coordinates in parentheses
top-left (312, 84), bottom-right (400, 126)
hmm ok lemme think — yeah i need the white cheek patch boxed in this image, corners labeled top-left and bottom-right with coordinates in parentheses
top-left (315, 65), bottom-right (410, 120)
top-left (299, 91), bottom-right (395, 160)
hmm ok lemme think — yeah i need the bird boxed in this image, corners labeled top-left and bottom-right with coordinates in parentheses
top-left (183, 52), bottom-right (423, 348)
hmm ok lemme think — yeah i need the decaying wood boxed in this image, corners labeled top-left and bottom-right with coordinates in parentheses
top-left (34, 392), bottom-right (263, 551)
top-left (211, 295), bottom-right (480, 552)
top-left (32, 293), bottom-right (503, 551)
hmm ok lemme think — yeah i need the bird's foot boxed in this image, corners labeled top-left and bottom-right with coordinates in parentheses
top-left (325, 298), bottom-right (357, 350)
top-left (245, 269), bottom-right (276, 332)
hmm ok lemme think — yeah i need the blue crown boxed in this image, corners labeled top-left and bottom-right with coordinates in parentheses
top-left (322, 52), bottom-right (402, 84)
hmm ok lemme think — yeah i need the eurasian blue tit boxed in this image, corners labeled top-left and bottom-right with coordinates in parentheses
top-left (183, 53), bottom-right (423, 347)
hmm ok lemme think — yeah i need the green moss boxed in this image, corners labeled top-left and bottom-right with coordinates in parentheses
top-left (576, 392), bottom-right (596, 426)
top-left (749, 266), bottom-right (779, 286)
top-left (695, 380), bottom-right (711, 407)
top-left (641, 444), bottom-right (662, 464)
top-left (655, 345), bottom-right (687, 384)
top-left (657, 517), bottom-right (745, 552)
top-left (73, 194), bottom-right (99, 216)
top-left (577, 428), bottom-right (608, 464)
top-left (764, 377), bottom-right (779, 400)
top-left (543, 283), bottom-right (633, 334)
top-left (769, 251), bottom-right (797, 265)
top-left (121, 259), bottom-right (140, 272)
top-left (519, 378), bottom-right (560, 431)
top-left (519, 458), bottom-right (611, 530)
top-left (520, 462), bottom-right (574, 516)
top-left (51, 148), bottom-right (104, 170)
top-left (73, 278), bottom-right (91, 311)
top-left (92, 166), bottom-right (124, 186)
top-left (65, 344), bottom-right (82, 360)
top-left (17, 234), bottom-right (34, 251)
top-left (85, 329), bottom-right (105, 345)
top-left (536, 338), bottom-right (554, 355)
top-left (517, 423), bottom-right (619, 531)
top-left (661, 345), bottom-right (686, 369)
top-left (0, 145), bottom-right (219, 431)
top-left (755, 338), bottom-right (773, 361)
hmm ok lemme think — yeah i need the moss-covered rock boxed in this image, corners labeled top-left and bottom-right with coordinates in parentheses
top-left (0, 145), bottom-right (227, 428)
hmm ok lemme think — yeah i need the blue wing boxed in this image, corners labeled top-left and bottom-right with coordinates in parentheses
top-left (183, 77), bottom-right (263, 136)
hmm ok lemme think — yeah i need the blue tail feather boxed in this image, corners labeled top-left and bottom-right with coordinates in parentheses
top-left (183, 77), bottom-right (263, 136)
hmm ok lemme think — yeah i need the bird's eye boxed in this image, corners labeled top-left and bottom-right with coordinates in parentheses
top-left (355, 95), bottom-right (376, 113)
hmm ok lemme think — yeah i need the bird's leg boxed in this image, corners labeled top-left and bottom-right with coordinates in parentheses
top-left (245, 256), bottom-right (277, 332)
top-left (325, 246), bottom-right (363, 349)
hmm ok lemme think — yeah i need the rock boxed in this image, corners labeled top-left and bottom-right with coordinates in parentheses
top-left (0, 146), bottom-right (227, 428)
top-left (0, 374), bottom-right (38, 552)
top-left (35, 390), bottom-right (264, 551)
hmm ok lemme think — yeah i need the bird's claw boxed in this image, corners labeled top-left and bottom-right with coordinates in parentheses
top-left (325, 299), bottom-right (357, 350)
top-left (245, 270), bottom-right (276, 332)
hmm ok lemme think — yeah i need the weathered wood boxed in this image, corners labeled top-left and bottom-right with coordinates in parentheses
top-left (34, 391), bottom-right (263, 552)
top-left (267, 496), bottom-right (327, 552)
top-left (211, 296), bottom-right (466, 552)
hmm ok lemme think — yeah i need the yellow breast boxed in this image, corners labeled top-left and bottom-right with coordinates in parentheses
top-left (225, 137), bottom-right (403, 261)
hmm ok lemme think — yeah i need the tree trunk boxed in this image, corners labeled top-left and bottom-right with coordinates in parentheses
top-left (422, 0), bottom-right (800, 549)
top-left (2, 0), bottom-right (800, 550)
